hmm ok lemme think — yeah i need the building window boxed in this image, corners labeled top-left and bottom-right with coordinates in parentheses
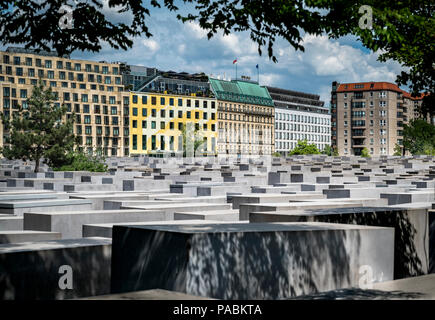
top-left (142, 135), bottom-right (147, 150)
top-left (132, 135), bottom-right (137, 150)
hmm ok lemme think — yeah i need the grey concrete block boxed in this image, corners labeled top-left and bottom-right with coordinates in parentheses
top-left (111, 222), bottom-right (394, 299)
top-left (0, 237), bottom-right (112, 299)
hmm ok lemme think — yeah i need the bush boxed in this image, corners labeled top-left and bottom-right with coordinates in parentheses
top-left (360, 147), bottom-right (370, 158)
top-left (393, 143), bottom-right (403, 156)
top-left (272, 152), bottom-right (282, 157)
top-left (53, 151), bottom-right (108, 172)
top-left (289, 140), bottom-right (320, 155)
top-left (322, 145), bottom-right (339, 156)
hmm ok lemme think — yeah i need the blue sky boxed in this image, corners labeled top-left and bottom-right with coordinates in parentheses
top-left (9, 2), bottom-right (409, 105)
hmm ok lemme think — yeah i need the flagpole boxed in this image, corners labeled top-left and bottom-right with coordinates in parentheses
top-left (236, 62), bottom-right (237, 80)
top-left (257, 65), bottom-right (259, 83)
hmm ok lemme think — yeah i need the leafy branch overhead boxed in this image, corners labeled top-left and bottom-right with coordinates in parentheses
top-left (0, 1), bottom-right (433, 115)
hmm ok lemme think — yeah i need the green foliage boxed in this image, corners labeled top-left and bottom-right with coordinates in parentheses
top-left (272, 151), bottom-right (281, 157)
top-left (180, 124), bottom-right (204, 156)
top-left (0, 80), bottom-right (76, 172)
top-left (403, 119), bottom-right (435, 155)
top-left (393, 143), bottom-right (403, 156)
top-left (322, 145), bottom-right (339, 156)
top-left (53, 151), bottom-right (108, 172)
top-left (289, 140), bottom-right (320, 155)
top-left (322, 145), bottom-right (332, 156)
top-left (360, 147), bottom-right (370, 158)
top-left (0, 1), bottom-right (432, 118)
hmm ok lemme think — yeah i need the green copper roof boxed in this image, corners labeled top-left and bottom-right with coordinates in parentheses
top-left (209, 78), bottom-right (274, 106)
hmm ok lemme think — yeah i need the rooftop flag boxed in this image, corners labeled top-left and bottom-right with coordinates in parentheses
top-left (256, 64), bottom-right (259, 69)
top-left (233, 59), bottom-right (237, 64)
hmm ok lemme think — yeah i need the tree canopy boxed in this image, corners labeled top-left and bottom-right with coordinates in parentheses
top-left (402, 119), bottom-right (435, 155)
top-left (0, 80), bottom-right (77, 172)
top-left (0, 1), bottom-right (433, 117)
top-left (289, 140), bottom-right (320, 155)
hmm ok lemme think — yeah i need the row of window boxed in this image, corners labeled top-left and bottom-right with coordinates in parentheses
top-left (343, 91), bottom-right (388, 99)
top-left (69, 114), bottom-right (122, 125)
top-left (219, 112), bottom-right (272, 123)
top-left (343, 120), bottom-right (388, 127)
top-left (343, 138), bottom-right (388, 146)
top-left (131, 107), bottom-right (216, 120)
top-left (0, 76), bottom-right (122, 92)
top-left (275, 122), bottom-right (330, 133)
top-left (132, 95), bottom-right (216, 109)
top-left (132, 120), bottom-right (216, 132)
top-left (76, 125), bottom-right (123, 136)
top-left (132, 134), bottom-right (215, 152)
top-left (346, 101), bottom-right (388, 108)
top-left (0, 66), bottom-right (121, 83)
top-left (276, 132), bottom-right (330, 142)
top-left (275, 112), bottom-right (330, 125)
top-left (218, 102), bottom-right (272, 115)
top-left (343, 110), bottom-right (388, 118)
top-left (1, 55), bottom-right (118, 74)
top-left (343, 129), bottom-right (389, 136)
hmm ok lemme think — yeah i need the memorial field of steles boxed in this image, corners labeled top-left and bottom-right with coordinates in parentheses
top-left (0, 154), bottom-right (434, 300)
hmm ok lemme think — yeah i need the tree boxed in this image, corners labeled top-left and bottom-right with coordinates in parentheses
top-left (402, 119), bottom-right (435, 155)
top-left (0, 80), bottom-right (76, 172)
top-left (272, 151), bottom-right (282, 157)
top-left (289, 140), bottom-right (320, 155)
top-left (180, 123), bottom-right (204, 157)
top-left (360, 147), bottom-right (370, 158)
top-left (393, 143), bottom-right (403, 156)
top-left (322, 145), bottom-right (339, 156)
top-left (0, 1), bottom-right (432, 117)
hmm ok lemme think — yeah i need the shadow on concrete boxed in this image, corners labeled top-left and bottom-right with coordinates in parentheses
top-left (0, 240), bottom-right (111, 300)
top-left (111, 224), bottom-right (361, 299)
top-left (304, 207), bottom-right (425, 279)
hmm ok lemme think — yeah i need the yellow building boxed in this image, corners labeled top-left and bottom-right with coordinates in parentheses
top-left (129, 92), bottom-right (218, 155)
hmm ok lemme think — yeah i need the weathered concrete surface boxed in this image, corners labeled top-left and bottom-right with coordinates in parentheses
top-left (23, 209), bottom-right (168, 239)
top-left (111, 222), bottom-right (394, 299)
top-left (249, 206), bottom-right (429, 279)
top-left (0, 237), bottom-right (112, 300)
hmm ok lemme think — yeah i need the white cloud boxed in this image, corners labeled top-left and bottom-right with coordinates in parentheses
top-left (142, 39), bottom-right (159, 53)
top-left (71, 10), bottom-right (408, 105)
top-left (186, 22), bottom-right (208, 39)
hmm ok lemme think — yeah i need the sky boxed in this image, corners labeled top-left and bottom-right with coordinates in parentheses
top-left (22, 2), bottom-right (412, 106)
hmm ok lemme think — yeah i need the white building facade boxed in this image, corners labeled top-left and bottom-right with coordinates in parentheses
top-left (267, 86), bottom-right (331, 155)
